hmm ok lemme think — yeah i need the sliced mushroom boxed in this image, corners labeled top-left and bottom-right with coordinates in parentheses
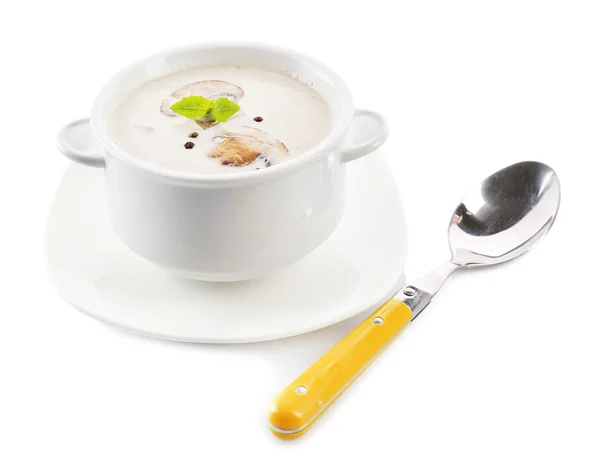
top-left (209, 126), bottom-right (289, 168)
top-left (160, 80), bottom-right (244, 123)
top-left (195, 115), bottom-right (218, 130)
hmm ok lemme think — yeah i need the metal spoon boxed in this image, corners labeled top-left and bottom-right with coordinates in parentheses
top-left (267, 161), bottom-right (561, 439)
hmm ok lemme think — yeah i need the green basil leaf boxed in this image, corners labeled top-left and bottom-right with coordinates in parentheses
top-left (170, 96), bottom-right (214, 119)
top-left (211, 97), bottom-right (241, 123)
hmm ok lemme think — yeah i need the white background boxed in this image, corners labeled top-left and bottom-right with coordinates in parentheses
top-left (2, 1), bottom-right (599, 471)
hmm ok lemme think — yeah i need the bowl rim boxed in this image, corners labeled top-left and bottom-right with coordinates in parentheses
top-left (90, 41), bottom-right (354, 186)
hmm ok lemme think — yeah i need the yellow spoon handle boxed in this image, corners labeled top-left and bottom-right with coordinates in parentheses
top-left (267, 299), bottom-right (413, 439)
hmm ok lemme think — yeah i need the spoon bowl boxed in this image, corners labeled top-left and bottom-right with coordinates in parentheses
top-left (449, 161), bottom-right (560, 266)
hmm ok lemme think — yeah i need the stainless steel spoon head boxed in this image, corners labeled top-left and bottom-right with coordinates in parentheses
top-left (449, 161), bottom-right (560, 266)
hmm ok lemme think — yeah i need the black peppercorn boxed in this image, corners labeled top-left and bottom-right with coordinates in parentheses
top-left (253, 116), bottom-right (263, 122)
top-left (184, 142), bottom-right (195, 149)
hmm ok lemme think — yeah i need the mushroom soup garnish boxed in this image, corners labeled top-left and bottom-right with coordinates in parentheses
top-left (209, 126), bottom-right (288, 168)
top-left (161, 80), bottom-right (244, 129)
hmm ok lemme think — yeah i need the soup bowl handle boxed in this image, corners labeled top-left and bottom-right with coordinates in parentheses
top-left (341, 109), bottom-right (389, 163)
top-left (57, 118), bottom-right (105, 168)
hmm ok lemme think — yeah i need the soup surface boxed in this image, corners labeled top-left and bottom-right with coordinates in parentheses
top-left (110, 65), bottom-right (332, 174)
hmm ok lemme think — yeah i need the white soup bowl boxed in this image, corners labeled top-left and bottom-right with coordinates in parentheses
top-left (57, 43), bottom-right (388, 281)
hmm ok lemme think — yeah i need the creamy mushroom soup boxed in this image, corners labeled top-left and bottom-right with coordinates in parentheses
top-left (110, 66), bottom-right (332, 174)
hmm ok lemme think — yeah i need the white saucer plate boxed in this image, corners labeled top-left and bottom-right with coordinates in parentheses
top-left (46, 152), bottom-right (407, 343)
